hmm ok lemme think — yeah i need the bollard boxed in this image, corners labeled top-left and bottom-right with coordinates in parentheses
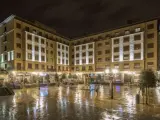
top-left (136, 94), bottom-right (140, 104)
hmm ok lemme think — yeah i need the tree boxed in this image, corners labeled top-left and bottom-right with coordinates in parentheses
top-left (61, 73), bottom-right (66, 80)
top-left (139, 70), bottom-right (158, 104)
top-left (72, 74), bottom-right (78, 79)
top-left (68, 73), bottom-right (72, 79)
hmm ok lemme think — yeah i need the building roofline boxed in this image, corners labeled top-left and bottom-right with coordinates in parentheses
top-left (1, 14), bottom-right (160, 41)
top-left (71, 17), bottom-right (160, 40)
top-left (0, 14), bottom-right (70, 40)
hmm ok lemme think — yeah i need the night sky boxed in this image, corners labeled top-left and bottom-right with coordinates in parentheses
top-left (1, 0), bottom-right (160, 38)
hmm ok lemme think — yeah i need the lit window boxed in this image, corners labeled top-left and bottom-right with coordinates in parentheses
top-left (28, 53), bottom-right (32, 59)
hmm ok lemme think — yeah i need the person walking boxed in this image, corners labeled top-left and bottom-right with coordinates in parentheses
top-left (95, 85), bottom-right (99, 96)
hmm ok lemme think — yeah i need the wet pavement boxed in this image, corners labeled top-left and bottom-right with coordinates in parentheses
top-left (0, 85), bottom-right (160, 120)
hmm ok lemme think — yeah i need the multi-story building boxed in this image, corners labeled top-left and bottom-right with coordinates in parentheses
top-left (0, 15), bottom-right (159, 83)
top-left (0, 15), bottom-right (70, 82)
top-left (71, 19), bottom-right (158, 83)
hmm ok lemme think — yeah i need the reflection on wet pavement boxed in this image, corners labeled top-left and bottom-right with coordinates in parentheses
top-left (0, 85), bottom-right (160, 120)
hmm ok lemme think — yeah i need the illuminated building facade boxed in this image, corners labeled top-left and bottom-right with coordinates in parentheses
top-left (0, 15), bottom-right (159, 83)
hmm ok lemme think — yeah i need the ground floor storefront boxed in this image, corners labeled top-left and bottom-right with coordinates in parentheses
top-left (1, 70), bottom-right (160, 87)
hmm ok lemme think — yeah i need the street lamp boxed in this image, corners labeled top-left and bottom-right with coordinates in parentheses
top-left (104, 68), bottom-right (119, 99)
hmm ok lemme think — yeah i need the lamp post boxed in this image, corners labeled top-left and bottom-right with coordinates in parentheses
top-left (105, 68), bottom-right (118, 99)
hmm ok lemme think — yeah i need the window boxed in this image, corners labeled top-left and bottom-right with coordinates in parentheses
top-left (147, 24), bottom-right (154, 29)
top-left (124, 63), bottom-right (129, 69)
top-left (66, 60), bottom-right (68, 64)
top-left (147, 52), bottom-right (154, 58)
top-left (82, 52), bottom-right (86, 56)
top-left (41, 48), bottom-right (45, 53)
top-left (16, 43), bottom-right (21, 48)
top-left (25, 26), bottom-right (29, 31)
top-left (98, 51), bottom-right (102, 55)
top-left (114, 64), bottom-right (119, 69)
top-left (62, 52), bottom-right (64, 57)
top-left (98, 58), bottom-right (102, 62)
top-left (89, 58), bottom-right (93, 63)
top-left (35, 46), bottom-right (39, 51)
top-left (89, 51), bottom-right (93, 56)
top-left (28, 63), bottom-right (32, 69)
top-left (17, 63), bottom-right (21, 70)
top-left (35, 55), bottom-right (39, 60)
top-left (62, 45), bottom-right (64, 50)
top-left (27, 34), bottom-right (32, 40)
top-left (105, 50), bottom-right (110, 54)
top-left (76, 46), bottom-right (79, 51)
top-left (58, 51), bottom-right (61, 56)
top-left (66, 53), bottom-right (68, 57)
top-left (134, 63), bottom-right (140, 69)
top-left (134, 44), bottom-right (141, 50)
top-left (76, 53), bottom-right (79, 57)
top-left (16, 53), bottom-right (21, 58)
top-left (35, 64), bottom-right (39, 69)
top-left (4, 54), bottom-right (7, 61)
top-left (32, 29), bottom-right (36, 33)
top-left (50, 51), bottom-right (53, 55)
top-left (147, 62), bottom-right (154, 68)
top-left (27, 44), bottom-right (32, 50)
top-left (66, 47), bottom-right (68, 51)
top-left (97, 43), bottom-right (102, 47)
top-left (115, 32), bottom-right (119, 36)
top-left (125, 30), bottom-right (130, 34)
top-left (123, 54), bottom-right (129, 60)
top-left (114, 55), bottom-right (119, 61)
top-left (4, 46), bottom-right (7, 51)
top-left (89, 66), bottom-right (93, 70)
top-left (114, 39), bottom-right (119, 44)
top-left (123, 46), bottom-right (129, 51)
top-left (62, 59), bottom-right (64, 64)
top-left (82, 45), bottom-right (86, 49)
top-left (16, 33), bottom-right (21, 38)
top-left (28, 53), bottom-right (32, 59)
top-left (82, 66), bottom-right (86, 71)
top-left (16, 23), bottom-right (21, 29)
top-left (38, 32), bottom-right (42, 36)
top-left (76, 67), bottom-right (79, 71)
top-left (89, 44), bottom-right (93, 48)
top-left (58, 66), bottom-right (61, 71)
top-left (134, 34), bottom-right (141, 41)
top-left (105, 42), bottom-right (109, 45)
top-left (4, 26), bottom-right (7, 32)
top-left (46, 42), bottom-right (48, 46)
top-left (41, 56), bottom-right (45, 61)
top-left (147, 43), bottom-right (154, 48)
top-left (147, 33), bottom-right (154, 39)
top-left (4, 36), bottom-right (7, 42)
top-left (123, 37), bottom-right (129, 43)
top-left (114, 47), bottom-right (119, 52)
top-left (135, 28), bottom-right (141, 32)
top-left (72, 55), bottom-right (74, 58)
top-left (82, 59), bottom-right (86, 64)
top-left (42, 65), bottom-right (45, 70)
top-left (50, 43), bottom-right (53, 48)
top-left (76, 60), bottom-right (79, 64)
top-left (58, 59), bottom-right (60, 64)
top-left (35, 36), bottom-right (39, 42)
top-left (41, 39), bottom-right (45, 44)
top-left (134, 53), bottom-right (141, 59)
top-left (4, 64), bottom-right (7, 69)
top-left (105, 57), bottom-right (110, 61)
top-left (58, 44), bottom-right (60, 49)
